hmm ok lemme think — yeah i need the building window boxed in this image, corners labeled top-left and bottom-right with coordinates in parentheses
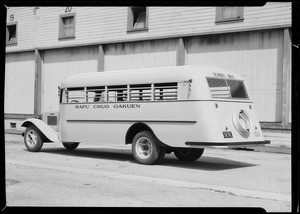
top-left (6, 22), bottom-right (17, 45)
top-left (127, 7), bottom-right (148, 32)
top-left (59, 13), bottom-right (76, 39)
top-left (216, 7), bottom-right (244, 23)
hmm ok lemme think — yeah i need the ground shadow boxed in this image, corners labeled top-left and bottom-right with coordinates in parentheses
top-left (38, 147), bottom-right (257, 171)
top-left (162, 155), bottom-right (257, 171)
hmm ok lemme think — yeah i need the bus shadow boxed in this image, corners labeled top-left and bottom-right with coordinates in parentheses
top-left (40, 147), bottom-right (257, 171)
top-left (162, 155), bottom-right (257, 171)
top-left (40, 147), bottom-right (133, 162)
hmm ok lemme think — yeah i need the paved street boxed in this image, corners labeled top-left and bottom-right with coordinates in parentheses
top-left (5, 134), bottom-right (291, 212)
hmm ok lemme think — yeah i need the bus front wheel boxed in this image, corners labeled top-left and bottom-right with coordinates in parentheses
top-left (132, 131), bottom-right (166, 165)
top-left (174, 148), bottom-right (204, 161)
top-left (62, 143), bottom-right (79, 150)
top-left (24, 125), bottom-right (44, 152)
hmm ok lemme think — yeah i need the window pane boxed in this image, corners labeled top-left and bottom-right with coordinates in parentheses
top-left (107, 85), bottom-right (127, 102)
top-left (223, 7), bottom-right (238, 19)
top-left (207, 78), bottom-right (231, 98)
top-left (62, 16), bottom-right (74, 26)
top-left (67, 87), bottom-right (85, 103)
top-left (130, 7), bottom-right (147, 29)
top-left (134, 12), bottom-right (146, 28)
top-left (7, 25), bottom-right (17, 43)
top-left (64, 27), bottom-right (74, 37)
top-left (86, 86), bottom-right (105, 102)
top-left (226, 79), bottom-right (248, 98)
top-left (61, 16), bottom-right (75, 37)
top-left (207, 77), bottom-right (248, 99)
top-left (154, 83), bottom-right (177, 100)
top-left (130, 84), bottom-right (151, 101)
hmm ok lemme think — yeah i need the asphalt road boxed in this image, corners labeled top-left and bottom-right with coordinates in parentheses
top-left (5, 134), bottom-right (291, 212)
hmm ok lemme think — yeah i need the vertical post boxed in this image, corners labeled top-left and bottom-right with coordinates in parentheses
top-left (281, 28), bottom-right (291, 125)
top-left (98, 44), bottom-right (105, 72)
top-left (127, 84), bottom-right (130, 101)
top-left (151, 83), bottom-right (154, 101)
top-left (176, 38), bottom-right (186, 66)
top-left (34, 49), bottom-right (42, 116)
top-left (104, 86), bottom-right (108, 102)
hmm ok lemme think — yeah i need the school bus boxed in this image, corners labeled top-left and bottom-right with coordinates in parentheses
top-left (22, 65), bottom-right (270, 165)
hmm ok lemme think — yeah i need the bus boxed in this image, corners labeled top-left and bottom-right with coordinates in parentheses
top-left (22, 65), bottom-right (270, 165)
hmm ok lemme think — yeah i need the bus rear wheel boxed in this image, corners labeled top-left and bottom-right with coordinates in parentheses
top-left (132, 131), bottom-right (165, 165)
top-left (62, 143), bottom-right (79, 150)
top-left (24, 125), bottom-right (44, 152)
top-left (174, 148), bottom-right (204, 161)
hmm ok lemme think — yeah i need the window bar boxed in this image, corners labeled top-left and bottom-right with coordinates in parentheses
top-left (104, 86), bottom-right (108, 102)
top-left (224, 79), bottom-right (233, 98)
top-left (127, 85), bottom-right (130, 101)
top-left (66, 90), bottom-right (69, 103)
top-left (85, 87), bottom-right (88, 103)
top-left (151, 83), bottom-right (154, 101)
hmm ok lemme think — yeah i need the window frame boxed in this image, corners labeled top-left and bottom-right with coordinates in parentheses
top-left (59, 13), bottom-right (76, 40)
top-left (215, 7), bottom-right (244, 23)
top-left (61, 82), bottom-right (178, 104)
top-left (6, 22), bottom-right (18, 45)
top-left (127, 7), bottom-right (149, 32)
top-left (206, 77), bottom-right (249, 100)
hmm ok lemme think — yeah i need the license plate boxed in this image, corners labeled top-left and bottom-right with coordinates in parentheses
top-left (223, 131), bottom-right (233, 138)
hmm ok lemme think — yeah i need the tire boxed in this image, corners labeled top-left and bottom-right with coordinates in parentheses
top-left (174, 148), bottom-right (204, 161)
top-left (24, 125), bottom-right (44, 152)
top-left (62, 143), bottom-right (79, 150)
top-left (132, 131), bottom-right (166, 165)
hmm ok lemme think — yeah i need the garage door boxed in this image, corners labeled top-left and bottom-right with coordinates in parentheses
top-left (42, 46), bottom-right (98, 112)
top-left (187, 29), bottom-right (283, 122)
top-left (5, 51), bottom-right (35, 114)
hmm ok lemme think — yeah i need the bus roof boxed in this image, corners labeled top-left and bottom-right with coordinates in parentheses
top-left (60, 65), bottom-right (243, 88)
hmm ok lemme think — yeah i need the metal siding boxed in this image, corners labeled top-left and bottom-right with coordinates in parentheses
top-left (42, 46), bottom-right (98, 112)
top-left (5, 52), bottom-right (35, 114)
top-left (186, 30), bottom-right (283, 122)
top-left (6, 3), bottom-right (291, 52)
top-left (6, 7), bottom-right (36, 52)
top-left (104, 39), bottom-right (178, 71)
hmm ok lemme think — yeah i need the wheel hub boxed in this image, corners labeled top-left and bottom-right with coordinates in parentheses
top-left (26, 130), bottom-right (37, 147)
top-left (136, 137), bottom-right (153, 159)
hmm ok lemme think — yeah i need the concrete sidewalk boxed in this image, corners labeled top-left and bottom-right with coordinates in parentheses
top-left (254, 129), bottom-right (291, 154)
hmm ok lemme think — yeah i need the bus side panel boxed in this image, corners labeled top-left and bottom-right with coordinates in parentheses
top-left (58, 102), bottom-right (198, 144)
top-left (149, 101), bottom-right (265, 147)
top-left (58, 101), bottom-right (264, 147)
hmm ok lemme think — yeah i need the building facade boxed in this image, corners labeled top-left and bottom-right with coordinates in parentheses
top-left (5, 5), bottom-right (291, 137)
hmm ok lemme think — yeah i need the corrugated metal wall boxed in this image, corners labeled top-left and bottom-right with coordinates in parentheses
top-left (42, 46), bottom-right (98, 112)
top-left (104, 39), bottom-right (178, 71)
top-left (5, 52), bottom-right (35, 114)
top-left (186, 29), bottom-right (283, 122)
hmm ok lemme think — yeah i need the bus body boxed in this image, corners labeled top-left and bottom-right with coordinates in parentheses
top-left (22, 65), bottom-right (269, 164)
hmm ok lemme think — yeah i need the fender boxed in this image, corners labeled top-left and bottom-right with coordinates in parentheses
top-left (21, 118), bottom-right (60, 142)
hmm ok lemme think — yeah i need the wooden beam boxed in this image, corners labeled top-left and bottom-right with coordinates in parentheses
top-left (176, 38), bottom-right (186, 66)
top-left (281, 28), bottom-right (291, 125)
top-left (5, 113), bottom-right (35, 119)
top-left (98, 45), bottom-right (105, 72)
top-left (34, 49), bottom-right (42, 116)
